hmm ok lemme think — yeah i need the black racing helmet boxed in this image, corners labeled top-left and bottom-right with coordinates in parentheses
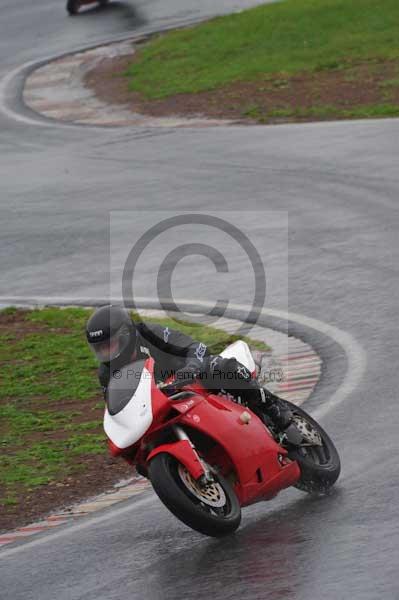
top-left (86, 305), bottom-right (136, 363)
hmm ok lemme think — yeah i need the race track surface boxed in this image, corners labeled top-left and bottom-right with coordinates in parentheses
top-left (1, 1), bottom-right (399, 599)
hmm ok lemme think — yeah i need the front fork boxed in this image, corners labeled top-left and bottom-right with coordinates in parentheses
top-left (172, 425), bottom-right (214, 486)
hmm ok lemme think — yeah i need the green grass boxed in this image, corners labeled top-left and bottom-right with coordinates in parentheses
top-left (380, 76), bottom-right (399, 88)
top-left (243, 103), bottom-right (399, 123)
top-left (0, 307), bottom-right (269, 507)
top-left (125, 0), bottom-right (399, 99)
top-left (1, 435), bottom-right (105, 490)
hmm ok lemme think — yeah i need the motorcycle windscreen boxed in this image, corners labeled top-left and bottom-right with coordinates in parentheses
top-left (104, 360), bottom-right (154, 449)
top-left (106, 360), bottom-right (147, 415)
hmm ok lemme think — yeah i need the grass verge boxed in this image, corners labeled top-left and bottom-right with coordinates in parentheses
top-left (119, 0), bottom-right (399, 123)
top-left (1, 306), bottom-right (268, 530)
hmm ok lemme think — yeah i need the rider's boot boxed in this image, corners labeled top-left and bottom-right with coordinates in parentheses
top-left (244, 383), bottom-right (294, 431)
top-left (259, 387), bottom-right (294, 430)
top-left (208, 355), bottom-right (295, 435)
top-left (245, 384), bottom-right (305, 444)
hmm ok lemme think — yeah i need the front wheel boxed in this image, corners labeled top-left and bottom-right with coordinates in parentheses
top-left (282, 399), bottom-right (341, 493)
top-left (149, 453), bottom-right (241, 537)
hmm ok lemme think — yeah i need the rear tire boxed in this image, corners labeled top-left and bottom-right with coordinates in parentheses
top-left (66, 0), bottom-right (81, 15)
top-left (282, 400), bottom-right (341, 493)
top-left (149, 453), bottom-right (241, 537)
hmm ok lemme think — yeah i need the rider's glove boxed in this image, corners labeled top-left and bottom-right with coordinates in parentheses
top-left (174, 363), bottom-right (201, 383)
top-left (161, 364), bottom-right (201, 397)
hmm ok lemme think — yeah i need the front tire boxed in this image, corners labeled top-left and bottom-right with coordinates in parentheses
top-left (149, 453), bottom-right (241, 537)
top-left (282, 400), bottom-right (341, 493)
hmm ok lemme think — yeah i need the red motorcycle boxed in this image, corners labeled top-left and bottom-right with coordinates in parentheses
top-left (66, 0), bottom-right (109, 15)
top-left (105, 341), bottom-right (340, 537)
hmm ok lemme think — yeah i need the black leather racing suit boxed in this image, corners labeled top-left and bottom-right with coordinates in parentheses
top-left (99, 321), bottom-right (210, 390)
top-left (98, 320), bottom-right (285, 421)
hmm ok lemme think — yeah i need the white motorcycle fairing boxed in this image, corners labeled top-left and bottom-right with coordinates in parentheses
top-left (104, 366), bottom-right (154, 449)
top-left (220, 340), bottom-right (256, 373)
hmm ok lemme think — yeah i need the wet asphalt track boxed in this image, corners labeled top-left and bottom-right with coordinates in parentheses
top-left (1, 1), bottom-right (399, 599)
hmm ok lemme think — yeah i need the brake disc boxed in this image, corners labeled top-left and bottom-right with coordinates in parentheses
top-left (178, 464), bottom-right (227, 508)
top-left (293, 415), bottom-right (323, 446)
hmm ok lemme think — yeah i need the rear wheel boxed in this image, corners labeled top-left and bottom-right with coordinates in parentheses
top-left (281, 400), bottom-right (341, 493)
top-left (149, 453), bottom-right (241, 537)
top-left (66, 0), bottom-right (81, 15)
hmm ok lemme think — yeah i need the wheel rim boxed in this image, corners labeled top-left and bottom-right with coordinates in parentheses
top-left (177, 464), bottom-right (227, 508)
top-left (291, 414), bottom-right (331, 466)
top-left (293, 414), bottom-right (323, 446)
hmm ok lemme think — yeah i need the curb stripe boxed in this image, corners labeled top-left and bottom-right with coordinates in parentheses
top-left (284, 375), bottom-right (320, 383)
top-left (278, 354), bottom-right (320, 362)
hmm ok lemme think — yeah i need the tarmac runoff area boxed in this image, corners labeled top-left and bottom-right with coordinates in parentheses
top-left (0, 307), bottom-right (321, 546)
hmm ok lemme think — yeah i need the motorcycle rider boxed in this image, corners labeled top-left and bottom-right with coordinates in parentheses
top-left (86, 305), bottom-right (294, 433)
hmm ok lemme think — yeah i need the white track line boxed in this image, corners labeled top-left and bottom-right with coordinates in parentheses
top-left (0, 61), bottom-right (118, 130)
top-left (0, 61), bottom-right (66, 128)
